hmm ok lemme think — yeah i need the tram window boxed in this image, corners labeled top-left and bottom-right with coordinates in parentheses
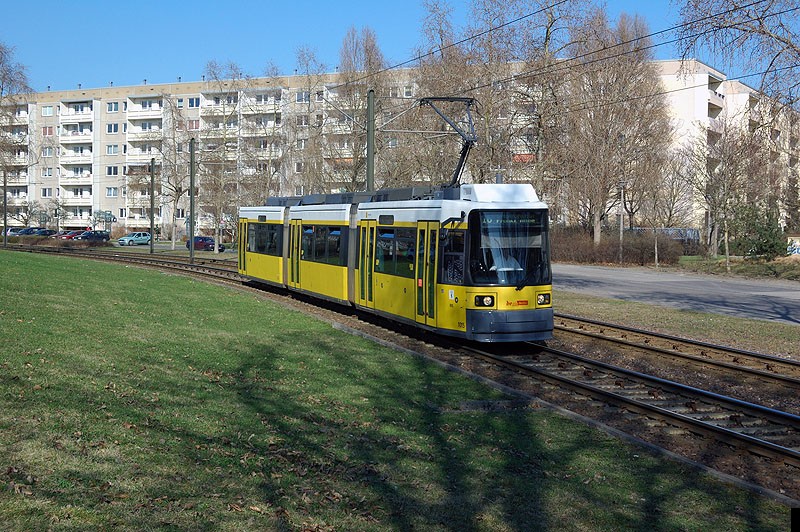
top-left (300, 225), bottom-right (347, 265)
top-left (247, 223), bottom-right (282, 256)
top-left (375, 229), bottom-right (393, 273)
top-left (375, 228), bottom-right (415, 278)
top-left (395, 228), bottom-right (415, 278)
top-left (440, 230), bottom-right (465, 285)
top-left (314, 226), bottom-right (329, 261)
top-left (302, 226), bottom-right (314, 260)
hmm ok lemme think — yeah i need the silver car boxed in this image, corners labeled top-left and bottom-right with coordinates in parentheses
top-left (118, 232), bottom-right (151, 246)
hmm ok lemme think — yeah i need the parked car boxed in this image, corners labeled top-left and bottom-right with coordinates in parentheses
top-left (186, 236), bottom-right (225, 252)
top-left (34, 229), bottom-right (57, 236)
top-left (4, 227), bottom-right (23, 236)
top-left (118, 232), bottom-right (151, 246)
top-left (58, 230), bottom-right (86, 240)
top-left (17, 227), bottom-right (44, 236)
top-left (74, 230), bottom-right (110, 242)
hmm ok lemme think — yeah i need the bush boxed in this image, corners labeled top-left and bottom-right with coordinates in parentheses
top-left (551, 227), bottom-right (682, 265)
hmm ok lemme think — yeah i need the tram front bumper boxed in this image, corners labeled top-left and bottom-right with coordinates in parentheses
top-left (466, 308), bottom-right (554, 342)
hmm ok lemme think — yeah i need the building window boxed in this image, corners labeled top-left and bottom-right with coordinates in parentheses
top-left (107, 166), bottom-right (119, 176)
top-left (296, 91), bottom-right (310, 103)
top-left (140, 122), bottom-right (152, 131)
top-left (404, 85), bottom-right (413, 97)
top-left (107, 102), bottom-right (119, 112)
top-left (42, 188), bottom-right (53, 198)
top-left (188, 119), bottom-right (199, 130)
top-left (42, 167), bottom-right (53, 177)
top-left (119, 208), bottom-right (127, 218)
top-left (296, 115), bottom-right (309, 127)
top-left (106, 187), bottom-right (119, 197)
top-left (296, 138), bottom-right (307, 150)
top-left (41, 105), bottom-right (53, 116)
top-left (176, 208), bottom-right (186, 218)
top-left (106, 145), bottom-right (119, 155)
top-left (41, 147), bottom-right (53, 157)
top-left (42, 126), bottom-right (54, 136)
top-left (295, 162), bottom-right (305, 173)
top-left (188, 97), bottom-right (200, 108)
top-left (177, 98), bottom-right (184, 108)
top-left (140, 100), bottom-right (153, 109)
top-left (107, 123), bottom-right (119, 134)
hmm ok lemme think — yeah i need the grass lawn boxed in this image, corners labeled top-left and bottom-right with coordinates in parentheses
top-left (0, 250), bottom-right (791, 530)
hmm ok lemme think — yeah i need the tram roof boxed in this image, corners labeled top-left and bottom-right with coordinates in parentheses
top-left (260, 183), bottom-right (541, 207)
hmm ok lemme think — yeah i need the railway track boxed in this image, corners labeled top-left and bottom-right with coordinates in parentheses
top-left (555, 313), bottom-right (800, 386)
top-left (8, 245), bottom-right (800, 501)
top-left (553, 313), bottom-right (800, 417)
top-left (469, 343), bottom-right (800, 469)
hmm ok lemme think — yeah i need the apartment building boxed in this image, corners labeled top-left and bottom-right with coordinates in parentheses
top-left (2, 59), bottom-right (797, 235)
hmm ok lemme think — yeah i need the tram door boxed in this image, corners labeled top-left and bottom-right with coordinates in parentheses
top-left (357, 220), bottom-right (377, 309)
top-left (288, 219), bottom-right (302, 289)
top-left (415, 222), bottom-right (438, 326)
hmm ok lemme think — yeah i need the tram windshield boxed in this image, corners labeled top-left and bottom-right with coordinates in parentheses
top-left (468, 210), bottom-right (551, 288)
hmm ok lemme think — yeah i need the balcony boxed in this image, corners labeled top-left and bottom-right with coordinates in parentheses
top-left (127, 126), bottom-right (161, 139)
top-left (708, 89), bottom-right (725, 109)
top-left (60, 130), bottom-right (93, 143)
top-left (61, 195), bottom-right (93, 207)
top-left (5, 173), bottom-right (28, 185)
top-left (126, 151), bottom-right (159, 164)
top-left (60, 152), bottom-right (92, 164)
top-left (60, 109), bottom-right (93, 123)
top-left (127, 105), bottom-right (163, 120)
top-left (60, 173), bottom-right (93, 186)
top-left (707, 116), bottom-right (723, 133)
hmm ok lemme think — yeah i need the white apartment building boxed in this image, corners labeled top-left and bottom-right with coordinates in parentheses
top-left (2, 59), bottom-right (796, 236)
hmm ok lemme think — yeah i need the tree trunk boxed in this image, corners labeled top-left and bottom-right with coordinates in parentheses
top-left (723, 217), bottom-right (731, 273)
top-left (593, 210), bottom-right (602, 246)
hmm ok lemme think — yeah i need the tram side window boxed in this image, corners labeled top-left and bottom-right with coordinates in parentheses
top-left (395, 229), bottom-right (415, 278)
top-left (248, 223), bottom-right (282, 256)
top-left (375, 228), bottom-right (415, 278)
top-left (375, 229), bottom-right (393, 273)
top-left (301, 225), bottom-right (347, 265)
top-left (440, 230), bottom-right (465, 285)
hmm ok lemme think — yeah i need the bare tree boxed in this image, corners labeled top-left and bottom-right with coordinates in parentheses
top-left (0, 41), bottom-right (31, 242)
top-left (331, 26), bottom-right (387, 192)
top-left (676, 114), bottom-right (765, 269)
top-left (197, 60), bottom-right (249, 251)
top-left (551, 9), bottom-right (673, 245)
top-left (674, 0), bottom-right (800, 107)
top-left (153, 93), bottom-right (192, 249)
top-left (287, 47), bottom-right (328, 194)
top-left (239, 64), bottom-right (287, 202)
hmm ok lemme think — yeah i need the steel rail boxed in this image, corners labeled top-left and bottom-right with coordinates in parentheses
top-left (465, 343), bottom-right (800, 468)
top-left (554, 313), bottom-right (800, 386)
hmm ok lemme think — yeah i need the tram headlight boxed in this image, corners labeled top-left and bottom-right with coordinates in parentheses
top-left (537, 293), bottom-right (551, 306)
top-left (474, 295), bottom-right (495, 307)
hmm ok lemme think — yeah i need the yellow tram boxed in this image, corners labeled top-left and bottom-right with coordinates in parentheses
top-left (238, 183), bottom-right (553, 342)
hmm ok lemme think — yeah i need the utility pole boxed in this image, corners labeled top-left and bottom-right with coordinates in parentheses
top-left (189, 138), bottom-right (196, 264)
top-left (2, 170), bottom-right (7, 248)
top-left (149, 158), bottom-right (155, 254)
top-left (366, 89), bottom-right (375, 192)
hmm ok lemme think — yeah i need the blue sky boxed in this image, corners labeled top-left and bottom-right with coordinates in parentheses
top-left (3, 1), bottom-right (679, 92)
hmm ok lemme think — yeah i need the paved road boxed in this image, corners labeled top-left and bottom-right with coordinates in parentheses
top-left (552, 263), bottom-right (800, 325)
